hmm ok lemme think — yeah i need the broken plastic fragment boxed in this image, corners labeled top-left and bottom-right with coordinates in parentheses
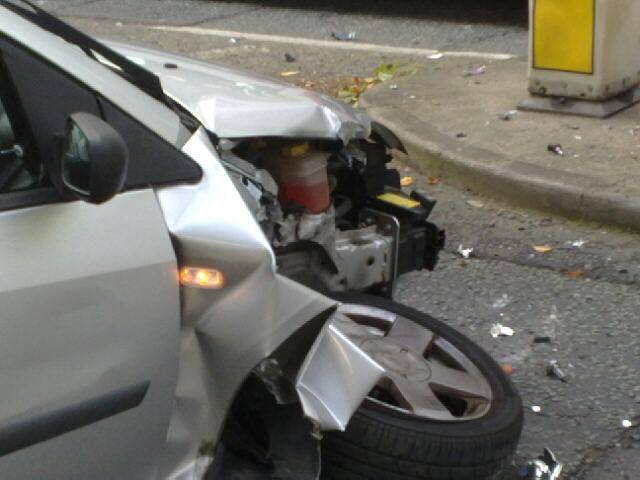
top-left (546, 360), bottom-right (567, 383)
top-left (400, 176), bottom-right (414, 187)
top-left (463, 65), bottom-right (486, 77)
top-left (331, 31), bottom-right (357, 41)
top-left (622, 419), bottom-right (633, 428)
top-left (389, 84), bottom-right (398, 90)
top-left (280, 71), bottom-right (300, 77)
top-left (534, 336), bottom-right (552, 344)
top-left (533, 245), bottom-right (553, 254)
top-left (428, 52), bottom-right (444, 59)
top-left (570, 239), bottom-right (587, 248)
top-left (500, 110), bottom-right (518, 121)
top-left (491, 323), bottom-right (514, 338)
top-left (522, 448), bottom-right (563, 480)
top-left (467, 199), bottom-right (484, 209)
top-left (547, 144), bottom-right (564, 156)
top-left (492, 293), bottom-right (509, 309)
top-left (457, 244), bottom-right (474, 259)
top-left (531, 405), bottom-right (542, 413)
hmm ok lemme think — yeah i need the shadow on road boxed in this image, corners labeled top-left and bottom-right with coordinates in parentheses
top-left (228, 0), bottom-right (528, 26)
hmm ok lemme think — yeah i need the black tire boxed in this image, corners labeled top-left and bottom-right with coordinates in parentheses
top-left (321, 292), bottom-right (523, 480)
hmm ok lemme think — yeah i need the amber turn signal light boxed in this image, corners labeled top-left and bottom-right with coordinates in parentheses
top-left (179, 267), bottom-right (225, 289)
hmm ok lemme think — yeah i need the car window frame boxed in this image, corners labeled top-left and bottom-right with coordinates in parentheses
top-left (0, 49), bottom-right (55, 207)
top-left (0, 33), bottom-right (202, 213)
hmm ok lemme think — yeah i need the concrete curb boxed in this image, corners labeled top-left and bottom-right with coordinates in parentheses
top-left (361, 94), bottom-right (640, 233)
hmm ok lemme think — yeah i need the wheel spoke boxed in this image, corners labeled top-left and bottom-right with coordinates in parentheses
top-left (331, 312), bottom-right (378, 339)
top-left (387, 373), bottom-right (455, 421)
top-left (429, 362), bottom-right (490, 399)
top-left (386, 316), bottom-right (436, 356)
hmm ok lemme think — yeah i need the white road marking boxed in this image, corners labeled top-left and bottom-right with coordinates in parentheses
top-left (150, 25), bottom-right (516, 61)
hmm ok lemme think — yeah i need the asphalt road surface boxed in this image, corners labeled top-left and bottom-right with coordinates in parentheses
top-left (39, 1), bottom-right (640, 478)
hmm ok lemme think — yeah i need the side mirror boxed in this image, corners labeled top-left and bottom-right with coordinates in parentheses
top-left (60, 112), bottom-right (128, 204)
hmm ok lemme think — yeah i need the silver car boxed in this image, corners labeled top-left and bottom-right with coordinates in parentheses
top-left (0, 2), bottom-right (522, 479)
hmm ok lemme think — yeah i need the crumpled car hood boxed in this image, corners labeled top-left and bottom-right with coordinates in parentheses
top-left (106, 40), bottom-right (372, 143)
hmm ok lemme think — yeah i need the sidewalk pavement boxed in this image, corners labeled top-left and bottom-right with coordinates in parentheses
top-left (361, 57), bottom-right (640, 232)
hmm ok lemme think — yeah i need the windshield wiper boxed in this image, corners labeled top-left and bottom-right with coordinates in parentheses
top-left (1, 0), bottom-right (167, 105)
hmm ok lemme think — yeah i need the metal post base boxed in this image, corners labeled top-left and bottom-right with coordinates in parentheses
top-left (518, 86), bottom-right (640, 118)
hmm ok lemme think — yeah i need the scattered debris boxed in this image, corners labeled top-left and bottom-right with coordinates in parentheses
top-left (492, 293), bottom-right (510, 309)
top-left (456, 132), bottom-right (467, 138)
top-left (501, 364), bottom-right (515, 375)
top-left (280, 71), bottom-right (300, 77)
top-left (374, 62), bottom-right (398, 82)
top-left (574, 135), bottom-right (582, 140)
top-left (547, 144), bottom-right (564, 156)
top-left (400, 176), bottom-right (415, 187)
top-left (428, 52), bottom-right (444, 59)
top-left (533, 245), bottom-right (554, 254)
top-left (284, 53), bottom-right (296, 63)
top-left (565, 268), bottom-right (585, 278)
top-left (491, 323), bottom-right (515, 338)
top-left (463, 65), bottom-right (487, 77)
top-left (500, 110), bottom-right (518, 121)
top-left (338, 63), bottom-right (416, 105)
top-left (533, 336), bottom-right (552, 344)
top-left (622, 419), bottom-right (633, 428)
top-left (521, 448), bottom-right (563, 480)
top-left (570, 239), bottom-right (587, 248)
top-left (427, 176), bottom-right (440, 185)
top-left (531, 405), bottom-right (542, 413)
top-left (331, 31), bottom-right (357, 42)
top-left (467, 199), bottom-right (484, 209)
top-left (228, 37), bottom-right (240, 44)
top-left (546, 360), bottom-right (568, 383)
top-left (457, 244), bottom-right (474, 259)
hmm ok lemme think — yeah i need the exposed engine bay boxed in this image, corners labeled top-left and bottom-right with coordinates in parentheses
top-left (217, 131), bottom-right (444, 296)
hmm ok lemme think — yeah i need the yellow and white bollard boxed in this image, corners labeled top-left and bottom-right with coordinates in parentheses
top-left (519, 0), bottom-right (640, 117)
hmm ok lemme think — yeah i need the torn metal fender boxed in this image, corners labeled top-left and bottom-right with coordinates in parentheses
top-left (296, 315), bottom-right (385, 431)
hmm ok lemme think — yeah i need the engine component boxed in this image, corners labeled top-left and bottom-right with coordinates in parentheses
top-left (265, 143), bottom-right (331, 214)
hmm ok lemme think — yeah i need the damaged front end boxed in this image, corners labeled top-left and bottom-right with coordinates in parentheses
top-left (211, 317), bottom-right (384, 480)
top-left (157, 129), bottom-right (384, 480)
top-left (108, 40), bottom-right (445, 296)
top-left (106, 42), bottom-right (445, 478)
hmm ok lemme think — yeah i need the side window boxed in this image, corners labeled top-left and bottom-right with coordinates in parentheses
top-left (0, 35), bottom-right (201, 212)
top-left (0, 70), bottom-right (40, 193)
top-left (0, 38), bottom-right (101, 198)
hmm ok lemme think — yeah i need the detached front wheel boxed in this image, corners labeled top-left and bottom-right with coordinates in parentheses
top-left (322, 292), bottom-right (523, 480)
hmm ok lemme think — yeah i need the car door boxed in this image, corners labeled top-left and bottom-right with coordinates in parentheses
top-left (0, 40), bottom-right (182, 479)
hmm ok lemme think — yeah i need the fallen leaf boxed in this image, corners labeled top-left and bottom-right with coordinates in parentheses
top-left (427, 176), bottom-right (439, 185)
top-left (565, 268), bottom-right (585, 278)
top-left (501, 364), bottom-right (514, 375)
top-left (280, 71), bottom-right (300, 77)
top-left (533, 245), bottom-right (554, 254)
top-left (400, 176), bottom-right (414, 187)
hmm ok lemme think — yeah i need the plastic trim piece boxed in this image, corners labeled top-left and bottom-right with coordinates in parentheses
top-left (0, 381), bottom-right (150, 457)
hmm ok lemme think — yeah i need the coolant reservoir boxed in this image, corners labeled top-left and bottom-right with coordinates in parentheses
top-left (269, 143), bottom-right (330, 213)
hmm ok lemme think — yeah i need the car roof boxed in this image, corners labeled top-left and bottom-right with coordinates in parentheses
top-left (0, 4), bottom-right (185, 146)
